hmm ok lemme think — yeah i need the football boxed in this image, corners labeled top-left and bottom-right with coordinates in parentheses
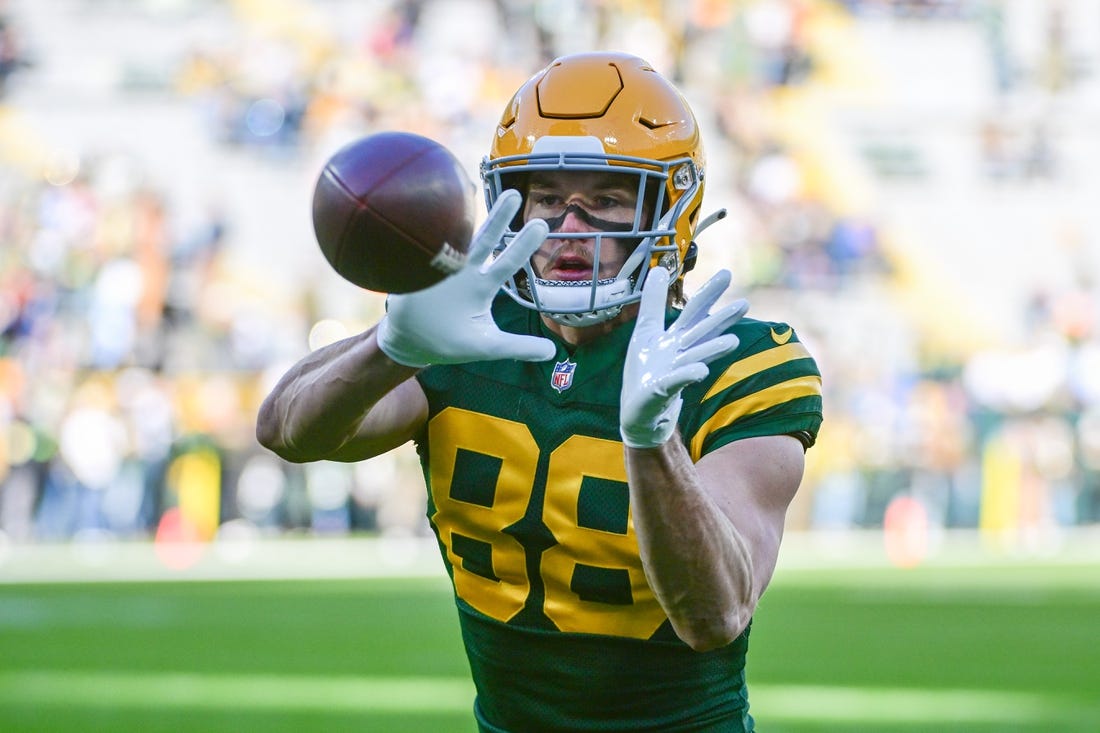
top-left (311, 131), bottom-right (476, 293)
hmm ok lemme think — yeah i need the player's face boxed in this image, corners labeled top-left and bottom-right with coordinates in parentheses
top-left (523, 170), bottom-right (644, 282)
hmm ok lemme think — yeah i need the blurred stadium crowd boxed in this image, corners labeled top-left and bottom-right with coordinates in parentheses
top-left (1, 0), bottom-right (1099, 558)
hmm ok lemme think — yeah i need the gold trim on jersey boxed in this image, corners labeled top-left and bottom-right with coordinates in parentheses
top-left (690, 375), bottom-right (823, 462)
top-left (702, 341), bottom-right (813, 402)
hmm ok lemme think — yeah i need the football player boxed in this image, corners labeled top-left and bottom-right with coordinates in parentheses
top-left (258, 51), bottom-right (823, 732)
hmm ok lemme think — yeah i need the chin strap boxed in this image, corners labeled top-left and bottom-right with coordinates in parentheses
top-left (533, 276), bottom-right (630, 327)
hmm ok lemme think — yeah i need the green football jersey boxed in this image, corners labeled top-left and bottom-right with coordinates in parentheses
top-left (414, 295), bottom-right (822, 733)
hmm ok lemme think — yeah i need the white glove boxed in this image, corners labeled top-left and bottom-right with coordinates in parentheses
top-left (620, 267), bottom-right (749, 449)
top-left (377, 190), bottom-right (556, 368)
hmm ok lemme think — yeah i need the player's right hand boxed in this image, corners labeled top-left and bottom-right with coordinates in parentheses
top-left (377, 189), bottom-right (556, 368)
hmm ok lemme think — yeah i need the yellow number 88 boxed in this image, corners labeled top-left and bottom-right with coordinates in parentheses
top-left (428, 408), bottom-right (665, 640)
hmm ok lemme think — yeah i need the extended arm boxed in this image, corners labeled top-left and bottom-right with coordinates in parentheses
top-left (255, 327), bottom-right (426, 463)
top-left (256, 190), bottom-right (555, 463)
top-left (620, 267), bottom-right (805, 650)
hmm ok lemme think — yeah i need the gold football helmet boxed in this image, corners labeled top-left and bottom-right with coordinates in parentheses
top-left (482, 52), bottom-right (721, 326)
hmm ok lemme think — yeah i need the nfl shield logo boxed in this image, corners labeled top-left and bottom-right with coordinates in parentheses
top-left (551, 359), bottom-right (577, 393)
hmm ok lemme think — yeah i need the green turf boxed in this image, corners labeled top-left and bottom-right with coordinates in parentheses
top-left (0, 576), bottom-right (478, 733)
top-left (1, 563), bottom-right (1098, 732)
top-left (750, 563), bottom-right (1100, 731)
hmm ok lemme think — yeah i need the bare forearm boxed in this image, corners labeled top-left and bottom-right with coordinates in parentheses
top-left (625, 437), bottom-right (754, 651)
top-left (256, 327), bottom-right (419, 462)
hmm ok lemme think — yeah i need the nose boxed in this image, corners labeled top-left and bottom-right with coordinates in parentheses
top-left (556, 203), bottom-right (595, 233)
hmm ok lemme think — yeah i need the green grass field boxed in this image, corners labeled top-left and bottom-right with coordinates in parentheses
top-left (1, 551), bottom-right (1098, 732)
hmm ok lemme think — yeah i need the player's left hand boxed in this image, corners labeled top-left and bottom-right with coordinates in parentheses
top-left (620, 268), bottom-right (749, 449)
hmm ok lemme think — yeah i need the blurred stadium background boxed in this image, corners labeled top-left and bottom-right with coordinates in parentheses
top-left (0, 0), bottom-right (1099, 731)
